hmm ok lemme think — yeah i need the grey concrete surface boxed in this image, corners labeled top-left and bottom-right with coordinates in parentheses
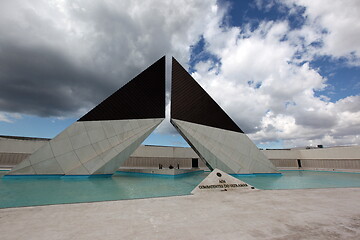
top-left (1, 188), bottom-right (360, 240)
top-left (191, 168), bottom-right (256, 194)
top-left (172, 119), bottom-right (278, 174)
top-left (7, 118), bottom-right (163, 176)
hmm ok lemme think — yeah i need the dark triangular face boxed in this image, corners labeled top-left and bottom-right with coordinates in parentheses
top-left (171, 57), bottom-right (243, 133)
top-left (79, 56), bottom-right (165, 121)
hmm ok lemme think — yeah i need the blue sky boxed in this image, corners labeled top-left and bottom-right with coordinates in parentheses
top-left (0, 0), bottom-right (359, 149)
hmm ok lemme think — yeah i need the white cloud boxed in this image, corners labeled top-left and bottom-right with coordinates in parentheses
top-left (0, 0), bottom-right (359, 148)
top-left (0, 0), bottom-right (220, 116)
top-left (0, 112), bottom-right (22, 123)
top-left (284, 0), bottom-right (360, 65)
top-left (190, 1), bottom-right (360, 147)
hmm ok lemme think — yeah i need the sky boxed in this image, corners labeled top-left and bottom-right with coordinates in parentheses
top-left (0, 0), bottom-right (359, 149)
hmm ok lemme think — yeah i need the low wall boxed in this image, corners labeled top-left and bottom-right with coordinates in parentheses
top-left (269, 159), bottom-right (298, 168)
top-left (122, 156), bottom-right (207, 169)
top-left (118, 169), bottom-right (203, 175)
top-left (0, 153), bottom-right (30, 167)
top-left (264, 146), bottom-right (360, 172)
top-left (301, 159), bottom-right (360, 170)
top-left (0, 135), bottom-right (359, 172)
top-left (0, 136), bottom-right (48, 169)
top-left (0, 136), bottom-right (48, 153)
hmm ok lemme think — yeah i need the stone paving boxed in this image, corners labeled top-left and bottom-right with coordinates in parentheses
top-left (1, 188), bottom-right (360, 240)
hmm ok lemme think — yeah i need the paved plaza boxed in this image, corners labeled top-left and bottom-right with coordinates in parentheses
top-left (1, 188), bottom-right (360, 239)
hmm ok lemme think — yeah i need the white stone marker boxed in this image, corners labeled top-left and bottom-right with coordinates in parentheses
top-left (191, 168), bottom-right (257, 194)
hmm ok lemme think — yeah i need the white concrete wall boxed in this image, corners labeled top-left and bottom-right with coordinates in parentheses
top-left (262, 146), bottom-right (360, 160)
top-left (2, 135), bottom-right (360, 171)
top-left (268, 159), bottom-right (298, 168)
top-left (0, 137), bottom-right (47, 154)
top-left (122, 146), bottom-right (204, 169)
top-left (122, 157), bottom-right (207, 169)
top-left (0, 137), bottom-right (49, 168)
top-left (300, 159), bottom-right (360, 170)
top-left (262, 146), bottom-right (360, 170)
top-left (125, 145), bottom-right (360, 171)
top-left (298, 146), bottom-right (360, 159)
top-left (131, 145), bottom-right (199, 158)
top-left (262, 149), bottom-right (300, 160)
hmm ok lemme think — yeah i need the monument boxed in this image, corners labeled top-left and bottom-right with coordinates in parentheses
top-left (6, 56), bottom-right (278, 176)
top-left (171, 57), bottom-right (278, 174)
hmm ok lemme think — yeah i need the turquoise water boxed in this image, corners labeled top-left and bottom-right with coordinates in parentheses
top-left (1, 170), bottom-right (360, 208)
top-left (236, 170), bottom-right (360, 190)
top-left (0, 171), bottom-right (205, 208)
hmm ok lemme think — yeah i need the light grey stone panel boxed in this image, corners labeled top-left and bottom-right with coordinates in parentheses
top-left (78, 118), bottom-right (163, 175)
top-left (92, 139), bottom-right (111, 155)
top-left (172, 119), bottom-right (278, 174)
top-left (55, 151), bottom-right (82, 174)
top-left (53, 129), bottom-right (69, 141)
top-left (32, 158), bottom-right (64, 174)
top-left (137, 119), bottom-right (146, 127)
top-left (27, 142), bottom-right (55, 165)
top-left (209, 127), bottom-right (220, 140)
top-left (114, 128), bottom-right (143, 152)
top-left (122, 129), bottom-right (134, 140)
top-left (8, 158), bottom-right (31, 172)
top-left (108, 136), bottom-right (120, 148)
top-left (129, 120), bottom-right (139, 130)
top-left (83, 121), bottom-right (106, 144)
top-left (101, 143), bottom-right (138, 174)
top-left (69, 131), bottom-right (91, 150)
top-left (8, 165), bottom-right (36, 175)
top-left (101, 121), bottom-right (117, 138)
top-left (75, 145), bottom-right (98, 164)
top-left (87, 127), bottom-right (106, 144)
top-left (93, 119), bottom-right (162, 174)
top-left (112, 121), bottom-right (125, 135)
top-left (116, 132), bottom-right (126, 142)
top-left (102, 155), bottom-right (123, 174)
top-left (121, 120), bottom-right (132, 132)
top-left (83, 156), bottom-right (105, 174)
top-left (249, 146), bottom-right (275, 172)
top-left (65, 122), bottom-right (86, 137)
top-left (66, 164), bottom-right (91, 175)
top-left (175, 123), bottom-right (221, 170)
top-left (83, 120), bottom-right (102, 130)
top-left (113, 141), bottom-right (128, 154)
top-left (217, 132), bottom-right (226, 146)
top-left (101, 148), bottom-right (119, 164)
top-left (50, 137), bottom-right (73, 157)
top-left (215, 149), bottom-right (242, 172)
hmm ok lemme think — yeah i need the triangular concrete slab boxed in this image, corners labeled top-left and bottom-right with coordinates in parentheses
top-left (191, 169), bottom-right (256, 195)
top-left (92, 119), bottom-right (162, 174)
top-left (172, 119), bottom-right (278, 174)
top-left (170, 57), bottom-right (278, 174)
